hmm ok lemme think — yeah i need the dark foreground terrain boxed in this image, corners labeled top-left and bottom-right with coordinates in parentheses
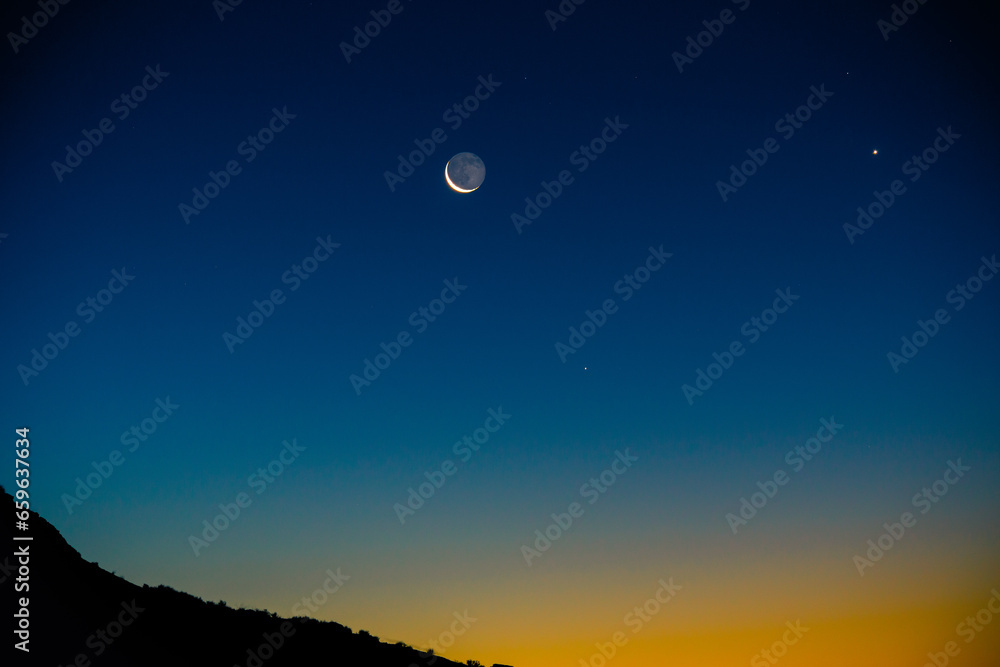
top-left (3, 486), bottom-right (488, 667)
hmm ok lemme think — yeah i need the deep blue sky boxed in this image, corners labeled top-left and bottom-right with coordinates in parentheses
top-left (2, 1), bottom-right (998, 665)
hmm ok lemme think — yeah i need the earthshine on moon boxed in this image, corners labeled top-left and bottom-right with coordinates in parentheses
top-left (445, 152), bottom-right (486, 193)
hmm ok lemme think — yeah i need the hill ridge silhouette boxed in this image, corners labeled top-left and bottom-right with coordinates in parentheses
top-left (3, 485), bottom-right (492, 667)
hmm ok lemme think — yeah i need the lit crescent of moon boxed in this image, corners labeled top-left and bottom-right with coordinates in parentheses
top-left (444, 152), bottom-right (485, 193)
top-left (445, 160), bottom-right (477, 193)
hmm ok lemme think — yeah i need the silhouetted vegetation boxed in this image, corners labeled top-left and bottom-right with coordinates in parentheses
top-left (2, 485), bottom-right (495, 667)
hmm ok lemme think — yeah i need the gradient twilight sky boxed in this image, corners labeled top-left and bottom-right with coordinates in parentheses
top-left (3, 0), bottom-right (999, 665)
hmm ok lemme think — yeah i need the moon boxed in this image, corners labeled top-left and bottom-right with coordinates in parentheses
top-left (445, 152), bottom-right (485, 193)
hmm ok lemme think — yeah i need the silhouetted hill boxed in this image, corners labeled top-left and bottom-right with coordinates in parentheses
top-left (3, 485), bottom-right (486, 667)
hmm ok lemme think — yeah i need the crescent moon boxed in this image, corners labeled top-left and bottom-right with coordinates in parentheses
top-left (444, 160), bottom-right (477, 193)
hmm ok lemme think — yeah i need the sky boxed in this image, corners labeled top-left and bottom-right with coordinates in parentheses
top-left (2, 0), bottom-right (999, 665)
